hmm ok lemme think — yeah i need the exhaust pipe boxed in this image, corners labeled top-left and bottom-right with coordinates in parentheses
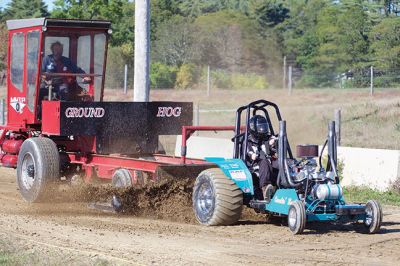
top-left (327, 121), bottom-right (339, 183)
top-left (277, 120), bottom-right (300, 188)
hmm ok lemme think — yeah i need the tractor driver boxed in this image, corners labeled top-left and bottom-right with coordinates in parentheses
top-left (40, 41), bottom-right (91, 101)
top-left (246, 115), bottom-right (278, 201)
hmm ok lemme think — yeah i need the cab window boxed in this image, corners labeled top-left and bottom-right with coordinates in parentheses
top-left (27, 30), bottom-right (40, 112)
top-left (10, 32), bottom-right (24, 92)
top-left (44, 36), bottom-right (70, 57)
top-left (94, 33), bottom-right (106, 101)
top-left (77, 35), bottom-right (91, 92)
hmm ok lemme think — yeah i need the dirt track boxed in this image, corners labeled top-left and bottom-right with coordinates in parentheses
top-left (0, 168), bottom-right (400, 265)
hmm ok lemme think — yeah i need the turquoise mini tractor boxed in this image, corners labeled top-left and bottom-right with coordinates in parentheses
top-left (192, 100), bottom-right (382, 234)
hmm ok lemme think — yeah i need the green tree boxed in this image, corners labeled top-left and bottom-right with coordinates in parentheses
top-left (105, 43), bottom-right (135, 88)
top-left (150, 62), bottom-right (178, 89)
top-left (249, 0), bottom-right (289, 28)
top-left (337, 2), bottom-right (371, 70)
top-left (175, 63), bottom-right (198, 89)
top-left (370, 17), bottom-right (400, 70)
top-left (281, 0), bottom-right (375, 87)
top-left (176, 0), bottom-right (224, 17)
top-left (309, 4), bottom-right (341, 86)
top-left (150, 0), bottom-right (179, 42)
top-left (282, 0), bottom-right (326, 69)
top-left (2, 0), bottom-right (49, 20)
top-left (52, 0), bottom-right (133, 46)
top-left (224, 0), bottom-right (251, 15)
top-left (0, 24), bottom-right (7, 70)
top-left (193, 10), bottom-right (282, 83)
top-left (0, 8), bottom-right (5, 22)
top-left (153, 16), bottom-right (198, 66)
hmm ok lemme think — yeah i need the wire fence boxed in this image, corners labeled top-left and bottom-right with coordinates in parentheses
top-left (103, 63), bottom-right (400, 96)
top-left (295, 67), bottom-right (400, 91)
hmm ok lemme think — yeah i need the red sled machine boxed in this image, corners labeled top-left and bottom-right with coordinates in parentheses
top-left (2, 18), bottom-right (218, 202)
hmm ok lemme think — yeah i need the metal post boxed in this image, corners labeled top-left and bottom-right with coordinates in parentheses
top-left (283, 56), bottom-right (286, 90)
top-left (370, 65), bottom-right (374, 96)
top-left (288, 65), bottom-right (292, 96)
top-left (48, 84), bottom-right (53, 100)
top-left (207, 65), bottom-right (210, 97)
top-left (0, 99), bottom-right (4, 125)
top-left (328, 121), bottom-right (338, 179)
top-left (134, 0), bottom-right (150, 102)
top-left (334, 109), bottom-right (341, 146)
top-left (124, 64), bottom-right (128, 94)
top-left (194, 104), bottom-right (200, 136)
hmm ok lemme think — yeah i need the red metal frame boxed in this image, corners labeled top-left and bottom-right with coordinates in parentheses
top-left (48, 126), bottom-right (236, 182)
top-left (56, 126), bottom-right (236, 182)
top-left (180, 126), bottom-right (240, 164)
top-left (66, 152), bottom-right (210, 182)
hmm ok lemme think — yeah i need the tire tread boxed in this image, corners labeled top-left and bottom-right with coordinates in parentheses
top-left (193, 168), bottom-right (243, 226)
top-left (17, 137), bottom-right (60, 203)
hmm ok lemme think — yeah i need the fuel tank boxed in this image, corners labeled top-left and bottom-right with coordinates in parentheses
top-left (2, 139), bottom-right (23, 154)
top-left (1, 154), bottom-right (18, 168)
top-left (315, 183), bottom-right (343, 200)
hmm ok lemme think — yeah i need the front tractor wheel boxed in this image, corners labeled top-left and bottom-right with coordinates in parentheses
top-left (364, 200), bottom-right (383, 234)
top-left (288, 201), bottom-right (306, 234)
top-left (16, 137), bottom-right (60, 203)
top-left (193, 168), bottom-right (243, 226)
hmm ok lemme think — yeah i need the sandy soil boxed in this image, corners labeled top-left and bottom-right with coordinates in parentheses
top-left (0, 168), bottom-right (399, 265)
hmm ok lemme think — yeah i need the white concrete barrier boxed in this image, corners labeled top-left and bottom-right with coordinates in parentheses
top-left (334, 147), bottom-right (400, 191)
top-left (175, 136), bottom-right (400, 191)
top-left (175, 135), bottom-right (233, 159)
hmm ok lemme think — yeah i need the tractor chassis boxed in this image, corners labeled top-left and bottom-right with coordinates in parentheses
top-left (248, 195), bottom-right (367, 223)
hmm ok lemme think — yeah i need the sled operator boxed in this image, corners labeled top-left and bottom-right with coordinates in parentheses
top-left (40, 41), bottom-right (91, 101)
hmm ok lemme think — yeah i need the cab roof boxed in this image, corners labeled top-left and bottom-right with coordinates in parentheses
top-left (6, 17), bottom-right (112, 31)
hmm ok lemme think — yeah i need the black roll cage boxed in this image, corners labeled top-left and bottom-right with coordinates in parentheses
top-left (233, 99), bottom-right (339, 189)
top-left (232, 99), bottom-right (293, 160)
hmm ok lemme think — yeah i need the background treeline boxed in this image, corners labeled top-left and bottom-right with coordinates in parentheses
top-left (1, 0), bottom-right (400, 89)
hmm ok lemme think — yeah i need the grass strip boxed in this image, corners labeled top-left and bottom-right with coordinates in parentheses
top-left (344, 186), bottom-right (400, 206)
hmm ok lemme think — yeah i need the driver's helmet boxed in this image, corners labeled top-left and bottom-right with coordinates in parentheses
top-left (249, 115), bottom-right (270, 137)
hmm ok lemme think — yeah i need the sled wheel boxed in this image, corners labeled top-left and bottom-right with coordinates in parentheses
top-left (364, 200), bottom-right (382, 234)
top-left (193, 168), bottom-right (243, 226)
top-left (17, 137), bottom-right (60, 203)
top-left (288, 201), bottom-right (306, 234)
top-left (111, 169), bottom-right (133, 212)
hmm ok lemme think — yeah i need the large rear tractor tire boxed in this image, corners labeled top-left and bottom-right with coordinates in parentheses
top-left (193, 168), bottom-right (243, 226)
top-left (16, 137), bottom-right (60, 203)
top-left (288, 201), bottom-right (306, 234)
top-left (364, 200), bottom-right (382, 234)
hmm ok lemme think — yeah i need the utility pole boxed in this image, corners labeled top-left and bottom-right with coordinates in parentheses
top-left (134, 0), bottom-right (150, 102)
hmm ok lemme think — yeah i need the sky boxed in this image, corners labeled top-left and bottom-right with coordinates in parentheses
top-left (0, 0), bottom-right (55, 11)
